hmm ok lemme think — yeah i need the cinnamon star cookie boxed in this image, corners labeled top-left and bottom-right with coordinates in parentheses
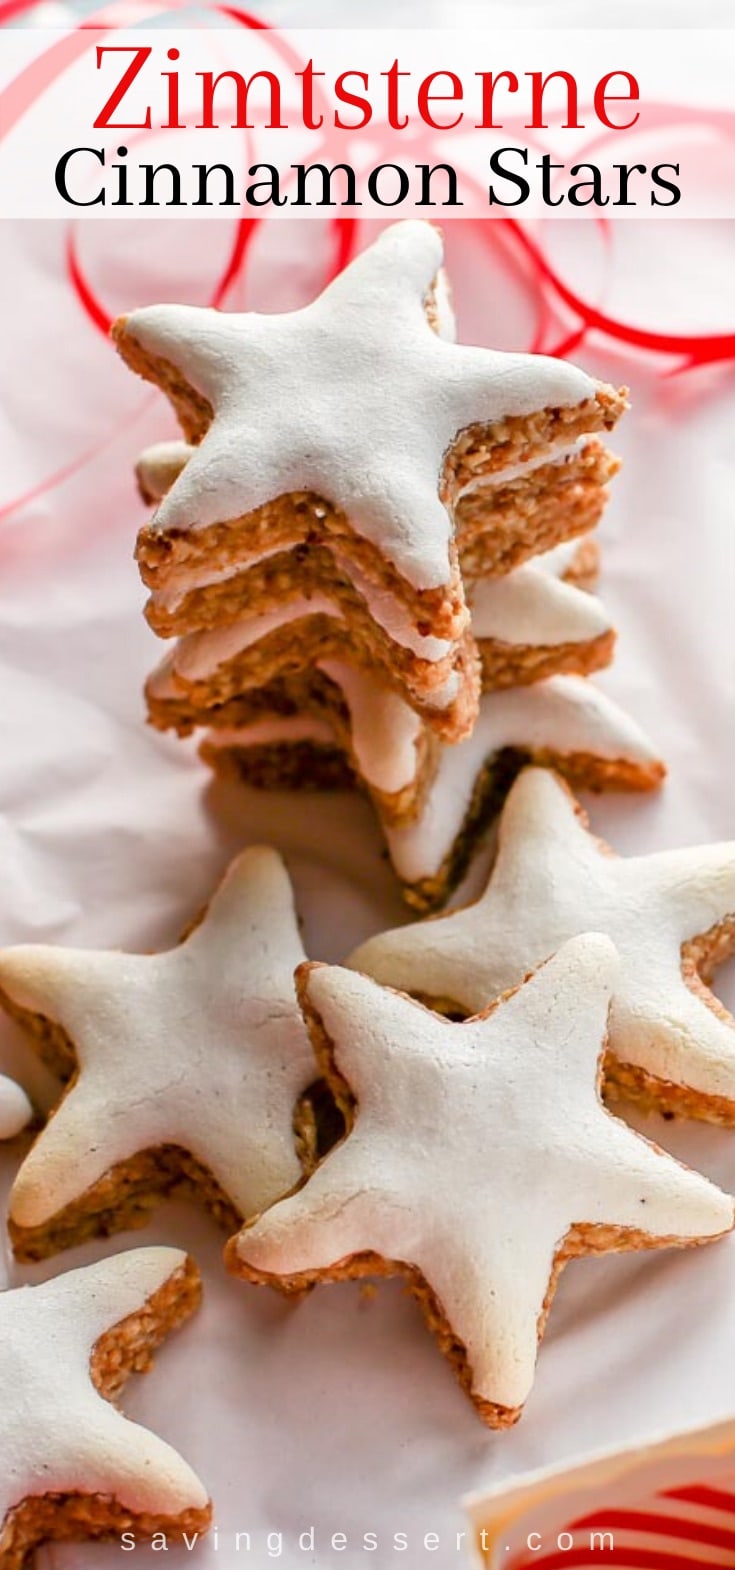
top-left (351, 767), bottom-right (735, 1120)
top-left (0, 847), bottom-right (317, 1260)
top-left (228, 937), bottom-right (733, 1428)
top-left (0, 1247), bottom-right (210, 1568)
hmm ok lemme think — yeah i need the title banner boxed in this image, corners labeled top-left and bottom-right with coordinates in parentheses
top-left (1, 27), bottom-right (734, 218)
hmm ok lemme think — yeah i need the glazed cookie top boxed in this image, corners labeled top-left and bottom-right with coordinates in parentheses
top-left (381, 677), bottom-right (663, 884)
top-left (0, 1247), bottom-right (209, 1520)
top-left (0, 1074), bottom-right (32, 1139)
top-left (119, 221), bottom-right (598, 591)
top-left (234, 938), bottom-right (732, 1414)
top-left (352, 767), bottom-right (735, 1102)
top-left (0, 847), bottom-right (316, 1231)
top-left (468, 559), bottom-right (612, 647)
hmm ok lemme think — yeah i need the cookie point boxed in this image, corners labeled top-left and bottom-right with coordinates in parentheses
top-left (0, 1075), bottom-right (32, 1139)
top-left (233, 842), bottom-right (286, 876)
top-left (0, 945), bottom-right (53, 998)
top-left (377, 216), bottom-right (444, 264)
top-left (509, 763), bottom-right (578, 822)
top-left (302, 959), bottom-right (339, 1002)
top-left (8, 1165), bottom-right (51, 1231)
top-left (558, 930), bottom-right (620, 981)
top-left (695, 1184), bottom-right (735, 1239)
top-left (221, 843), bottom-right (293, 905)
top-left (303, 960), bottom-right (373, 1019)
top-left (110, 313), bottom-right (128, 344)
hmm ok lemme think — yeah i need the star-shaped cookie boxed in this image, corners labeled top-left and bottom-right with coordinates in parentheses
top-left (116, 221), bottom-right (622, 596)
top-left (0, 847), bottom-right (317, 1260)
top-left (229, 937), bottom-right (733, 1427)
top-left (351, 767), bottom-right (735, 1120)
top-left (0, 1246), bottom-right (210, 1565)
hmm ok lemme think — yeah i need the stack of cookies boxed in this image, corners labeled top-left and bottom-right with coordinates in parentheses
top-left (115, 220), bottom-right (664, 913)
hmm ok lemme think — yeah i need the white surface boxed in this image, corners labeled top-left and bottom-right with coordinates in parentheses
top-left (0, 205), bottom-right (734, 1570)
